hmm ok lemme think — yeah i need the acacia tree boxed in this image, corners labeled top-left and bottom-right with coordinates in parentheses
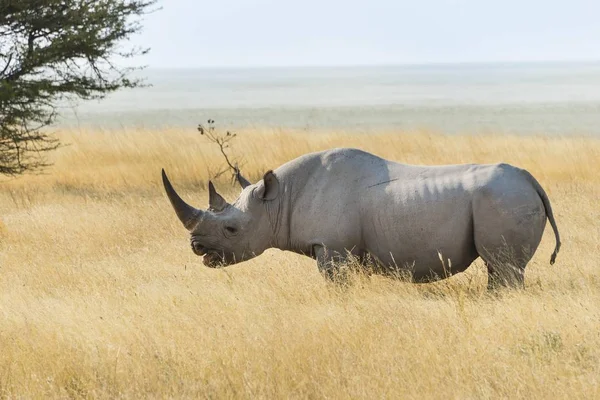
top-left (0, 0), bottom-right (156, 175)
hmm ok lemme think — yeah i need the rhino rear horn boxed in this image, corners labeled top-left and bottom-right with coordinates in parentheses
top-left (236, 169), bottom-right (251, 189)
top-left (208, 181), bottom-right (228, 211)
top-left (161, 169), bottom-right (202, 230)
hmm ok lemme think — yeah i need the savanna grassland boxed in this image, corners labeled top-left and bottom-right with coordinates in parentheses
top-left (1, 128), bottom-right (599, 399)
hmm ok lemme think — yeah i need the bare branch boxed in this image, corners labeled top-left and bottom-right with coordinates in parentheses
top-left (198, 120), bottom-right (243, 184)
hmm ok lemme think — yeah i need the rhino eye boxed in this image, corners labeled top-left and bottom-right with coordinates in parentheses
top-left (225, 226), bottom-right (238, 235)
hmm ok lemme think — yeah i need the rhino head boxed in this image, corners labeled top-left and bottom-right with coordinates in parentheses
top-left (161, 168), bottom-right (280, 267)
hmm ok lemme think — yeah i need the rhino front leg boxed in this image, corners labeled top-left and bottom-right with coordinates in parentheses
top-left (313, 245), bottom-right (348, 282)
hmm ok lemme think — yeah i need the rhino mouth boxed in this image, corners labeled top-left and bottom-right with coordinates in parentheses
top-left (202, 251), bottom-right (225, 268)
top-left (191, 242), bottom-right (224, 267)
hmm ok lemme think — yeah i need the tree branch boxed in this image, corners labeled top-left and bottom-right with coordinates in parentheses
top-left (0, 0), bottom-right (157, 176)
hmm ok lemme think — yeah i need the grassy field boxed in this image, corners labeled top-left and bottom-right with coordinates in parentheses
top-left (1, 127), bottom-right (599, 399)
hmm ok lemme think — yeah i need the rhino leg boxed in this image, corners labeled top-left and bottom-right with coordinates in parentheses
top-left (484, 259), bottom-right (525, 290)
top-left (314, 245), bottom-right (350, 282)
top-left (477, 225), bottom-right (541, 290)
top-left (473, 183), bottom-right (546, 290)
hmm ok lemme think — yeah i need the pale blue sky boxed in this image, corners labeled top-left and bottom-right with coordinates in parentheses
top-left (131, 0), bottom-right (600, 68)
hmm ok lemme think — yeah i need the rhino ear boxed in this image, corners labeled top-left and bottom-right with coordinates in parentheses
top-left (235, 169), bottom-right (251, 189)
top-left (208, 181), bottom-right (228, 211)
top-left (256, 170), bottom-right (279, 201)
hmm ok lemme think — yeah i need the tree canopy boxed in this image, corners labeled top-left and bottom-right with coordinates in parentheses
top-left (0, 0), bottom-right (156, 175)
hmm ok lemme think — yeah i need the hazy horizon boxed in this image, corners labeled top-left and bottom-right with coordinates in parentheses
top-left (137, 59), bottom-right (600, 70)
top-left (59, 61), bottom-right (600, 135)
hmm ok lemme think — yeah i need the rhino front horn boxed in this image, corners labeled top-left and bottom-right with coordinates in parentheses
top-left (161, 169), bottom-right (202, 230)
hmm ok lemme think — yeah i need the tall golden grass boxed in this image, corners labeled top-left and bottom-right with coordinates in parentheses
top-left (1, 127), bottom-right (599, 398)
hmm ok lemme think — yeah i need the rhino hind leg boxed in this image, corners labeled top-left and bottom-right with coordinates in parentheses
top-left (483, 256), bottom-right (526, 290)
top-left (476, 224), bottom-right (544, 290)
top-left (473, 188), bottom-right (547, 290)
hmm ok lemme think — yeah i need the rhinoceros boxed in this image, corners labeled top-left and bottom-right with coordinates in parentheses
top-left (162, 148), bottom-right (560, 289)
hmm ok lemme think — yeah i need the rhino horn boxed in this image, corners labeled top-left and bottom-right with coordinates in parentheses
top-left (161, 169), bottom-right (202, 230)
top-left (235, 169), bottom-right (251, 189)
top-left (208, 181), bottom-right (228, 211)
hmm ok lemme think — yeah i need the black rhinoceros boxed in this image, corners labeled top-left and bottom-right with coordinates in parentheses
top-left (162, 148), bottom-right (560, 289)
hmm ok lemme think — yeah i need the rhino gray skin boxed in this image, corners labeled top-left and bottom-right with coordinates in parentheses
top-left (162, 148), bottom-right (561, 289)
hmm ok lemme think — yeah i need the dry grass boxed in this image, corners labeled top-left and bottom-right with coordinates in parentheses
top-left (1, 127), bottom-right (599, 399)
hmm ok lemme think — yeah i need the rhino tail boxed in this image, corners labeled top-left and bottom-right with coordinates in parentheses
top-left (520, 169), bottom-right (561, 264)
